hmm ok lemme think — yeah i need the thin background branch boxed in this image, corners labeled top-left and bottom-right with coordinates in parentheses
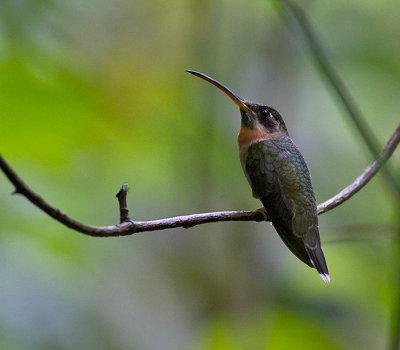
top-left (279, 1), bottom-right (400, 349)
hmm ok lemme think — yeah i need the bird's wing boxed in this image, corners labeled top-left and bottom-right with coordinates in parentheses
top-left (275, 143), bottom-right (329, 281)
top-left (245, 141), bottom-right (313, 267)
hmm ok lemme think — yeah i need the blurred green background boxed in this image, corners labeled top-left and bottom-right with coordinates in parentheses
top-left (1, 0), bottom-right (400, 349)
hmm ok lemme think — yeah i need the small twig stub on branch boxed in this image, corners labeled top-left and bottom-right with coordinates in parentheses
top-left (116, 183), bottom-right (131, 224)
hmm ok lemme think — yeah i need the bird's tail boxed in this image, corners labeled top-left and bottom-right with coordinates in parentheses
top-left (260, 196), bottom-right (330, 282)
top-left (303, 232), bottom-right (330, 283)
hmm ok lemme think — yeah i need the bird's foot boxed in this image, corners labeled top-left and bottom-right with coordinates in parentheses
top-left (255, 207), bottom-right (269, 221)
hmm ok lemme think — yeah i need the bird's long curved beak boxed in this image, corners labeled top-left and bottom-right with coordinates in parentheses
top-left (185, 70), bottom-right (250, 111)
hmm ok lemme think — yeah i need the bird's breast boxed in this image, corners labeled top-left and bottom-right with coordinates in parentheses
top-left (237, 126), bottom-right (269, 168)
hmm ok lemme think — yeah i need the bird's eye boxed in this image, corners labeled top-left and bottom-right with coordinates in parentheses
top-left (261, 109), bottom-right (271, 118)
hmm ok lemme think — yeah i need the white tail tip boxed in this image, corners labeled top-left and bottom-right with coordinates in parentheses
top-left (320, 273), bottom-right (330, 283)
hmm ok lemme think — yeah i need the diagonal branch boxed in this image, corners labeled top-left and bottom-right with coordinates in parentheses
top-left (0, 123), bottom-right (398, 237)
top-left (317, 123), bottom-right (400, 214)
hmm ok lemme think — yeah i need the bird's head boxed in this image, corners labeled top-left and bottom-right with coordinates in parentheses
top-left (186, 70), bottom-right (288, 136)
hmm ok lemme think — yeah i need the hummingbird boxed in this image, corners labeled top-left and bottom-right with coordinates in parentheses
top-left (186, 70), bottom-right (329, 282)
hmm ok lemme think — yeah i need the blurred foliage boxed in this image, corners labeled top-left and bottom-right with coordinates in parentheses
top-left (0, 0), bottom-right (399, 349)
